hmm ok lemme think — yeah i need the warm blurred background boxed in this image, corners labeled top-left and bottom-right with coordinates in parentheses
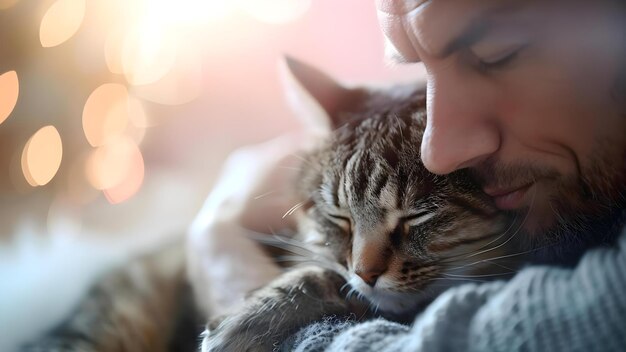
top-left (0, 0), bottom-right (425, 349)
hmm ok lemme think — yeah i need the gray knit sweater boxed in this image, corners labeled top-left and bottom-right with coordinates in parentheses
top-left (281, 228), bottom-right (626, 352)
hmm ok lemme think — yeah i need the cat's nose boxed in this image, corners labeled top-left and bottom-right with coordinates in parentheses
top-left (355, 267), bottom-right (385, 287)
top-left (352, 238), bottom-right (390, 287)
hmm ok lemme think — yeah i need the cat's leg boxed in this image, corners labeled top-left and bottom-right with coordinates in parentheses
top-left (201, 266), bottom-right (352, 352)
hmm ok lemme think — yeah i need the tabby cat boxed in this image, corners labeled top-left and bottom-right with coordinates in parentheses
top-left (24, 59), bottom-right (523, 352)
top-left (200, 58), bottom-right (523, 351)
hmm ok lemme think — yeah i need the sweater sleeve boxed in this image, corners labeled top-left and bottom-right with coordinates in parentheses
top-left (282, 229), bottom-right (626, 352)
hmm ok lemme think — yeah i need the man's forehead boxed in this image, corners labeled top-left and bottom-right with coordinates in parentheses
top-left (376, 0), bottom-right (431, 63)
top-left (377, 0), bottom-right (520, 62)
top-left (375, 0), bottom-right (429, 15)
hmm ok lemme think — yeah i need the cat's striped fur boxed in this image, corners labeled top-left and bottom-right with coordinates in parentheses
top-left (22, 243), bottom-right (202, 352)
top-left (25, 59), bottom-right (522, 352)
top-left (201, 59), bottom-right (522, 351)
top-left (293, 84), bottom-right (518, 315)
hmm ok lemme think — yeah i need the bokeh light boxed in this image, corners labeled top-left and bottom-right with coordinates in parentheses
top-left (82, 83), bottom-right (141, 147)
top-left (0, 70), bottom-right (19, 125)
top-left (39, 0), bottom-right (86, 48)
top-left (104, 27), bottom-right (127, 75)
top-left (96, 0), bottom-right (312, 108)
top-left (85, 136), bottom-right (145, 203)
top-left (125, 97), bottom-right (148, 143)
top-left (85, 137), bottom-right (135, 190)
top-left (20, 125), bottom-right (63, 187)
top-left (144, 0), bottom-right (235, 25)
top-left (121, 24), bottom-right (178, 86)
top-left (0, 0), bottom-right (19, 10)
top-left (237, 0), bottom-right (311, 24)
top-left (20, 140), bottom-right (37, 187)
top-left (127, 96), bottom-right (150, 128)
top-left (131, 49), bottom-right (203, 105)
top-left (102, 145), bottom-right (145, 204)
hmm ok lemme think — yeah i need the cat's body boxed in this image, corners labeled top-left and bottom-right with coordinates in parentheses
top-left (201, 60), bottom-right (522, 351)
top-left (22, 242), bottom-right (202, 352)
top-left (26, 59), bottom-right (524, 352)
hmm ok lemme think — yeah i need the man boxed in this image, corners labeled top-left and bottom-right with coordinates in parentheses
top-left (376, 0), bottom-right (626, 264)
top-left (189, 0), bottom-right (625, 350)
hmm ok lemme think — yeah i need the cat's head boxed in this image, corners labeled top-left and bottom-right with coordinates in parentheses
top-left (285, 58), bottom-right (519, 317)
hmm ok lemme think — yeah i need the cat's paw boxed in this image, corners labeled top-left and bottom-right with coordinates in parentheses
top-left (200, 267), bottom-right (349, 352)
top-left (200, 315), bottom-right (274, 352)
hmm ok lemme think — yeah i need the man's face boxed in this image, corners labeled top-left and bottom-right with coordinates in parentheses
top-left (376, 0), bottom-right (626, 256)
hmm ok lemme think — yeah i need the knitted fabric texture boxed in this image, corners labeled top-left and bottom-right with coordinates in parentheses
top-left (281, 228), bottom-right (626, 352)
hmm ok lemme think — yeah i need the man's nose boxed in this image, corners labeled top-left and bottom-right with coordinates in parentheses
top-left (420, 74), bottom-right (500, 175)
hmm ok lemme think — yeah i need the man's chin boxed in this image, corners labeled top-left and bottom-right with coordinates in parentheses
top-left (519, 197), bottom-right (626, 266)
top-left (507, 182), bottom-right (560, 237)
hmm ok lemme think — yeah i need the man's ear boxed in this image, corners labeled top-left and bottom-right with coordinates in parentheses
top-left (280, 56), bottom-right (364, 135)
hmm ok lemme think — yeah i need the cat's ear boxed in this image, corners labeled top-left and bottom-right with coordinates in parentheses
top-left (280, 56), bottom-right (364, 134)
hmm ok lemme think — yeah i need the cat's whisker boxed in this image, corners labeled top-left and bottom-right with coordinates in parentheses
top-left (421, 282), bottom-right (462, 290)
top-left (244, 229), bottom-right (351, 279)
top-left (447, 242), bottom-right (557, 272)
top-left (433, 230), bottom-right (505, 263)
top-left (278, 166), bottom-right (304, 171)
top-left (262, 230), bottom-right (315, 254)
top-left (304, 261), bottom-right (350, 279)
top-left (432, 219), bottom-right (520, 264)
top-left (289, 153), bottom-right (319, 170)
top-left (440, 190), bottom-right (538, 265)
top-left (464, 212), bottom-right (520, 258)
top-left (253, 190), bottom-right (278, 200)
top-left (428, 277), bottom-right (487, 284)
top-left (463, 210), bottom-right (529, 259)
top-left (482, 260), bottom-right (516, 271)
top-left (439, 184), bottom-right (541, 266)
top-left (275, 255), bottom-right (315, 263)
top-left (261, 238), bottom-right (313, 258)
top-left (441, 272), bottom-right (514, 278)
top-left (448, 189), bottom-right (542, 268)
top-left (282, 201), bottom-right (306, 219)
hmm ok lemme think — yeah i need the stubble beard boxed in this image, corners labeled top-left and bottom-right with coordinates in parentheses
top-left (468, 142), bottom-right (626, 265)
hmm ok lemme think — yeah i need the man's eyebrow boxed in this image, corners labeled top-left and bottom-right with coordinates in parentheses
top-left (437, 4), bottom-right (522, 59)
top-left (439, 19), bottom-right (491, 59)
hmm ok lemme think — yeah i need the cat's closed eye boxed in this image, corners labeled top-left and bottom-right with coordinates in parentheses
top-left (326, 213), bottom-right (351, 231)
top-left (392, 211), bottom-right (434, 236)
top-left (401, 211), bottom-right (436, 227)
